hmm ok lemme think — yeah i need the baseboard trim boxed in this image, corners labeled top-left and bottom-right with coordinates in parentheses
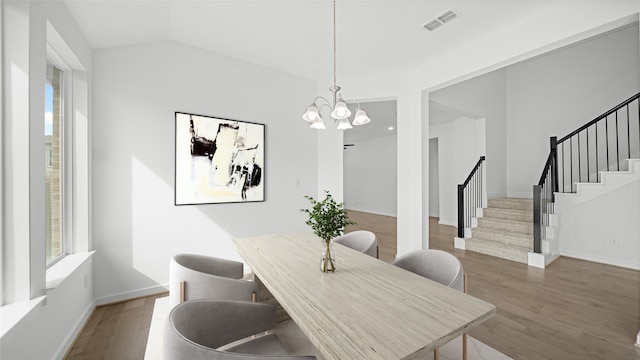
top-left (506, 192), bottom-right (533, 199)
top-left (56, 300), bottom-right (95, 360)
top-left (560, 250), bottom-right (640, 271)
top-left (438, 219), bottom-right (457, 227)
top-left (95, 284), bottom-right (169, 307)
top-left (487, 192), bottom-right (507, 200)
top-left (345, 208), bottom-right (397, 218)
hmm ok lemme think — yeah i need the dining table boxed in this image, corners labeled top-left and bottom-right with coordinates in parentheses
top-left (232, 232), bottom-right (496, 360)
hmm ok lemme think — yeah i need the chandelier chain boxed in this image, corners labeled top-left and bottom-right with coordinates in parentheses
top-left (333, 0), bottom-right (337, 88)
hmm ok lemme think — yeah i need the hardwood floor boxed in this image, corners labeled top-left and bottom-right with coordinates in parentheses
top-left (347, 211), bottom-right (640, 360)
top-left (67, 211), bottom-right (640, 359)
top-left (65, 292), bottom-right (167, 359)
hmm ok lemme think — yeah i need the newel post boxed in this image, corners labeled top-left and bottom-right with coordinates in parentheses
top-left (550, 136), bottom-right (558, 198)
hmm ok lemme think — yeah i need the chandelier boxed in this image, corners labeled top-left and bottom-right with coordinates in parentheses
top-left (302, 0), bottom-right (371, 130)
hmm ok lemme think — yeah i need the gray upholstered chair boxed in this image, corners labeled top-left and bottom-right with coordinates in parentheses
top-left (165, 299), bottom-right (316, 360)
top-left (332, 230), bottom-right (378, 258)
top-left (169, 254), bottom-right (258, 308)
top-left (392, 249), bottom-right (467, 360)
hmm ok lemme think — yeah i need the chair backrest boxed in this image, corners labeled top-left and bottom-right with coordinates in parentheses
top-left (165, 300), bottom-right (316, 360)
top-left (169, 254), bottom-right (257, 308)
top-left (173, 253), bottom-right (243, 279)
top-left (332, 230), bottom-right (377, 258)
top-left (169, 300), bottom-right (275, 350)
top-left (392, 250), bottom-right (464, 292)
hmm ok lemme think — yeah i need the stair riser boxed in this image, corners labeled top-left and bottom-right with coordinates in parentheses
top-left (465, 241), bottom-right (529, 264)
top-left (473, 229), bottom-right (532, 247)
top-left (477, 219), bottom-right (533, 235)
top-left (488, 199), bottom-right (533, 211)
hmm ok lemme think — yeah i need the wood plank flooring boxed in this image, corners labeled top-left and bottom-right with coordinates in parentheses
top-left (66, 211), bottom-right (640, 359)
top-left (64, 293), bottom-right (167, 360)
top-left (346, 211), bottom-right (640, 360)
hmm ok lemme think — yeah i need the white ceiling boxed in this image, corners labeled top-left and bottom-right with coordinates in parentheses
top-left (63, 0), bottom-right (555, 81)
top-left (62, 0), bottom-right (557, 142)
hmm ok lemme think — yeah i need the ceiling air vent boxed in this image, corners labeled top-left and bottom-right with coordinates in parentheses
top-left (423, 8), bottom-right (459, 31)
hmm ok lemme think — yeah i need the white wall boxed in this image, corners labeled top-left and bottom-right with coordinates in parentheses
top-left (343, 134), bottom-right (397, 216)
top-left (506, 24), bottom-right (640, 197)
top-left (557, 180), bottom-right (640, 269)
top-left (1, 1), bottom-right (94, 359)
top-left (426, 23), bottom-right (638, 205)
top-left (393, 3), bottom-right (639, 255)
top-left (428, 138), bottom-right (439, 217)
top-left (1, 258), bottom-right (94, 359)
top-left (91, 41), bottom-right (318, 303)
top-left (429, 117), bottom-right (486, 227)
top-left (429, 70), bottom-right (507, 200)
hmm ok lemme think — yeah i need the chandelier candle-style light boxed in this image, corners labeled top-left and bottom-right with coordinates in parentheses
top-left (302, 0), bottom-right (371, 130)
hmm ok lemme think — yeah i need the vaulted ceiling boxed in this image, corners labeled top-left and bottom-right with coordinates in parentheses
top-left (63, 1), bottom-right (560, 142)
top-left (63, 1), bottom-right (553, 82)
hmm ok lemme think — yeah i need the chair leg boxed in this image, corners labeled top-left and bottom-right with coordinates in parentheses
top-left (462, 273), bottom-right (468, 360)
top-left (376, 245), bottom-right (379, 259)
top-left (179, 281), bottom-right (186, 304)
top-left (434, 347), bottom-right (439, 360)
top-left (463, 333), bottom-right (468, 360)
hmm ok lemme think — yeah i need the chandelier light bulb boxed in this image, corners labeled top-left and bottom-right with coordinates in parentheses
top-left (310, 120), bottom-right (326, 129)
top-left (336, 118), bottom-right (353, 130)
top-left (303, 104), bottom-right (320, 122)
top-left (331, 100), bottom-right (351, 120)
top-left (352, 109), bottom-right (371, 126)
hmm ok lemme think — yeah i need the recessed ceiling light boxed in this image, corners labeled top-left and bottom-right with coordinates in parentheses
top-left (388, 126), bottom-right (394, 130)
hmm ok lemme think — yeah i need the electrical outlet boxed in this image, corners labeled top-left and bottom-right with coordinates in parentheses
top-left (609, 239), bottom-right (619, 247)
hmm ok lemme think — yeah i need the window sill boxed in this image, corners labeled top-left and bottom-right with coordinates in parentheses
top-left (45, 251), bottom-right (95, 291)
top-left (0, 296), bottom-right (47, 339)
top-left (1, 251), bottom-right (95, 339)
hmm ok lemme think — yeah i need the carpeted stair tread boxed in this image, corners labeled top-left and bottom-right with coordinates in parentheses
top-left (464, 197), bottom-right (534, 264)
top-left (483, 207), bottom-right (532, 222)
top-left (476, 217), bottom-right (533, 236)
top-left (488, 198), bottom-right (533, 211)
top-left (465, 238), bottom-right (530, 264)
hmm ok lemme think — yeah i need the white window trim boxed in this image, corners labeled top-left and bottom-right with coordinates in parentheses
top-left (43, 22), bottom-right (90, 276)
top-left (45, 54), bottom-right (69, 268)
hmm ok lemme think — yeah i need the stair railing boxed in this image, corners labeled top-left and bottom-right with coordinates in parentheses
top-left (457, 156), bottom-right (486, 238)
top-left (533, 91), bottom-right (640, 253)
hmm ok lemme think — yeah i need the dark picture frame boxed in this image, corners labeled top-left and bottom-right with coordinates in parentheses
top-left (175, 112), bottom-right (265, 205)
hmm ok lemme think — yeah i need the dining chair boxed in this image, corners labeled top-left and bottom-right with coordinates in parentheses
top-left (164, 299), bottom-right (316, 360)
top-left (332, 230), bottom-right (378, 258)
top-left (392, 249), bottom-right (468, 360)
top-left (169, 254), bottom-right (258, 308)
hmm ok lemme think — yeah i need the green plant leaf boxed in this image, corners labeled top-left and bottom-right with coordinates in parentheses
top-left (300, 190), bottom-right (356, 241)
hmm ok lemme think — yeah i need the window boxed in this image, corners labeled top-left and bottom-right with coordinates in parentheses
top-left (45, 59), bottom-right (63, 265)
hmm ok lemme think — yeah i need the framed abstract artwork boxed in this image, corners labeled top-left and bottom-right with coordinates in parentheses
top-left (175, 112), bottom-right (265, 205)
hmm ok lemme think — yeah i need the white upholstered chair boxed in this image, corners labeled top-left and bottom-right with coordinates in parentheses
top-left (164, 299), bottom-right (316, 360)
top-left (169, 254), bottom-right (258, 308)
top-left (392, 249), bottom-right (468, 360)
top-left (332, 230), bottom-right (378, 258)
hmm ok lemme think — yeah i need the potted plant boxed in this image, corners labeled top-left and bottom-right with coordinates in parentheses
top-left (301, 190), bottom-right (355, 272)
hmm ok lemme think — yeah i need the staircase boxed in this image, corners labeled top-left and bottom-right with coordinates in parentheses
top-left (554, 158), bottom-right (640, 210)
top-left (464, 198), bottom-right (533, 264)
top-left (455, 92), bottom-right (639, 269)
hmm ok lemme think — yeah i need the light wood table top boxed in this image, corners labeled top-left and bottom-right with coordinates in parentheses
top-left (232, 232), bottom-right (495, 360)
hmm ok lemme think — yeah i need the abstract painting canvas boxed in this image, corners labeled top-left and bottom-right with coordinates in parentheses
top-left (175, 112), bottom-right (265, 205)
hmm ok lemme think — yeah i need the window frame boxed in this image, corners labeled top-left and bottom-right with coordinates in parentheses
top-left (45, 48), bottom-right (73, 268)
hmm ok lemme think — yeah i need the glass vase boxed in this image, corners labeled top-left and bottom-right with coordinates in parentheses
top-left (320, 239), bottom-right (336, 273)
